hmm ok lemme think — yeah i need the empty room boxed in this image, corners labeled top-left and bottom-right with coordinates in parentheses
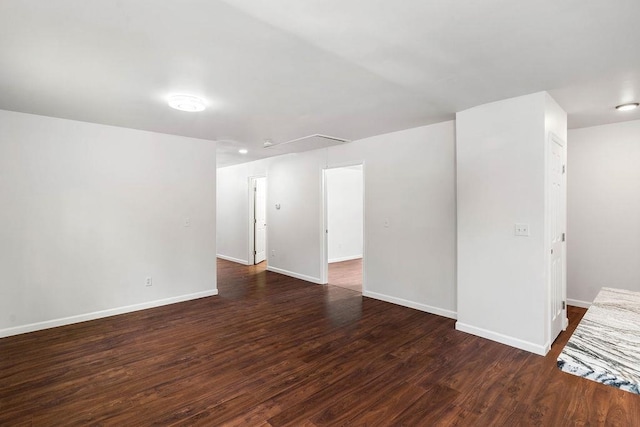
top-left (2, 1), bottom-right (640, 425)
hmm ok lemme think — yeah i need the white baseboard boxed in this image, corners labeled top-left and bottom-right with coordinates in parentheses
top-left (328, 255), bottom-right (363, 264)
top-left (217, 254), bottom-right (249, 265)
top-left (455, 321), bottom-right (548, 356)
top-left (0, 289), bottom-right (218, 339)
top-left (567, 298), bottom-right (591, 309)
top-left (362, 290), bottom-right (457, 320)
top-left (266, 266), bottom-right (324, 285)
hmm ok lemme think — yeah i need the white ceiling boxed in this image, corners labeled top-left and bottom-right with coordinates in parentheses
top-left (1, 0), bottom-right (639, 167)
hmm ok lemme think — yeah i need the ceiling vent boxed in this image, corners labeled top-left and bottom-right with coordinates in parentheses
top-left (264, 134), bottom-right (351, 153)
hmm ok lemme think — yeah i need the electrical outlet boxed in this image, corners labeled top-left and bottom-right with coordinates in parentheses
top-left (515, 223), bottom-right (530, 237)
top-left (271, 250), bottom-right (276, 257)
top-left (184, 218), bottom-right (191, 227)
top-left (145, 276), bottom-right (153, 287)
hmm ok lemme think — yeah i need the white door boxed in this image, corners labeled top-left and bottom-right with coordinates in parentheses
top-left (549, 134), bottom-right (566, 341)
top-left (254, 177), bottom-right (267, 264)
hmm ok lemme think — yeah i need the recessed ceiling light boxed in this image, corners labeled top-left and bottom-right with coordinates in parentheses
top-left (238, 149), bottom-right (248, 154)
top-left (167, 94), bottom-right (206, 112)
top-left (615, 102), bottom-right (639, 111)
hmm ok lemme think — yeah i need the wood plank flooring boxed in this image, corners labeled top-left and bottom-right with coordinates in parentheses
top-left (328, 259), bottom-right (362, 293)
top-left (1, 259), bottom-right (639, 425)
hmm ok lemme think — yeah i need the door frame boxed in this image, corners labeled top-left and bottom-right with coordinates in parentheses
top-left (546, 132), bottom-right (568, 344)
top-left (321, 162), bottom-right (365, 290)
top-left (248, 175), bottom-right (267, 265)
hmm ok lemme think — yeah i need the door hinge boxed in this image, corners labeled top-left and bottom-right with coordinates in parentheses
top-left (562, 165), bottom-right (566, 174)
top-left (562, 301), bottom-right (566, 310)
top-left (550, 248), bottom-right (553, 254)
top-left (562, 232), bottom-right (565, 242)
top-left (254, 250), bottom-right (257, 255)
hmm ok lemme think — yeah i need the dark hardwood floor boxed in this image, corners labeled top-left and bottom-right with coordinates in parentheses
top-left (1, 259), bottom-right (639, 425)
top-left (328, 258), bottom-right (362, 293)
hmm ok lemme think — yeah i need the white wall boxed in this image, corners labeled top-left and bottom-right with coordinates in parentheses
top-left (327, 166), bottom-right (363, 263)
top-left (456, 92), bottom-right (566, 355)
top-left (567, 119), bottom-right (640, 306)
top-left (267, 152), bottom-right (326, 282)
top-left (217, 121), bottom-right (457, 318)
top-left (328, 123), bottom-right (457, 317)
top-left (0, 110), bottom-right (217, 337)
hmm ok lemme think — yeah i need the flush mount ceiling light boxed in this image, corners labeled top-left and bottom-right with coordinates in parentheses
top-left (238, 149), bottom-right (248, 154)
top-left (167, 94), bottom-right (206, 112)
top-left (615, 102), bottom-right (639, 111)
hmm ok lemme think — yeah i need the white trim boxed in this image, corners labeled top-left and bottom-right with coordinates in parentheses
top-left (248, 175), bottom-right (267, 266)
top-left (217, 254), bottom-right (249, 265)
top-left (248, 176), bottom-right (256, 265)
top-left (326, 160), bottom-right (366, 169)
top-left (363, 290), bottom-right (457, 320)
top-left (321, 168), bottom-right (329, 284)
top-left (0, 290), bottom-right (218, 339)
top-left (567, 298), bottom-right (591, 309)
top-left (328, 254), bottom-right (363, 263)
top-left (455, 321), bottom-right (548, 356)
top-left (267, 266), bottom-right (323, 284)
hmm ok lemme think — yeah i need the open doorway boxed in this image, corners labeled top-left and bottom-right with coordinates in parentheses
top-left (249, 176), bottom-right (267, 265)
top-left (323, 165), bottom-right (364, 293)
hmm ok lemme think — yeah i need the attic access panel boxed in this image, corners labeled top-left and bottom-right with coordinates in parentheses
top-left (264, 134), bottom-right (351, 154)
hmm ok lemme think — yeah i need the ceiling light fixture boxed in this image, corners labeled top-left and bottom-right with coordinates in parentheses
top-left (167, 94), bottom-right (206, 112)
top-left (238, 149), bottom-right (248, 154)
top-left (615, 102), bottom-right (639, 111)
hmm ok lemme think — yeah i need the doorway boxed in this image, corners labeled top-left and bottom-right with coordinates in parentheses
top-left (323, 165), bottom-right (364, 293)
top-left (250, 176), bottom-right (267, 265)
